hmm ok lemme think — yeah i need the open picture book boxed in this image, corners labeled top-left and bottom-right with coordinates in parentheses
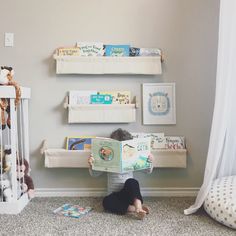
top-left (53, 203), bottom-right (92, 219)
top-left (91, 137), bottom-right (151, 173)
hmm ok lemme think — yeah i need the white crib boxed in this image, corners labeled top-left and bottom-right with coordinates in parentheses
top-left (0, 86), bottom-right (31, 214)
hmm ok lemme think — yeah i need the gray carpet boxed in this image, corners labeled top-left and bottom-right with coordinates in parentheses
top-left (0, 197), bottom-right (235, 236)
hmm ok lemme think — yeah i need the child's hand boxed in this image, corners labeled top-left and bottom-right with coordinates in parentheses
top-left (88, 155), bottom-right (94, 168)
top-left (147, 153), bottom-right (153, 163)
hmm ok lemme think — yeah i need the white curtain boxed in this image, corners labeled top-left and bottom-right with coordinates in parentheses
top-left (184, 0), bottom-right (236, 215)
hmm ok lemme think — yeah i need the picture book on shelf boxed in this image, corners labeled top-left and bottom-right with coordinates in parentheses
top-left (90, 94), bottom-right (112, 104)
top-left (100, 91), bottom-right (131, 104)
top-left (105, 45), bottom-right (130, 57)
top-left (91, 137), bottom-right (151, 173)
top-left (66, 136), bottom-right (94, 150)
top-left (53, 203), bottom-right (92, 219)
top-left (131, 133), bottom-right (166, 149)
top-left (69, 90), bottom-right (97, 105)
top-left (57, 47), bottom-right (80, 56)
top-left (76, 42), bottom-right (104, 56)
top-left (165, 136), bottom-right (185, 149)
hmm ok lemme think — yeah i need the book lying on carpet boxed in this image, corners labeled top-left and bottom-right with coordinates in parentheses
top-left (53, 203), bottom-right (92, 219)
top-left (91, 137), bottom-right (151, 173)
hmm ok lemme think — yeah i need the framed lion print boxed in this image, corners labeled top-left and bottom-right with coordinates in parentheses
top-left (142, 83), bottom-right (176, 125)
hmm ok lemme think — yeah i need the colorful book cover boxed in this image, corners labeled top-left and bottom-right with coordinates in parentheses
top-left (69, 90), bottom-right (97, 105)
top-left (53, 203), bottom-right (92, 219)
top-left (100, 91), bottom-right (131, 104)
top-left (76, 42), bottom-right (104, 56)
top-left (57, 47), bottom-right (80, 56)
top-left (90, 94), bottom-right (112, 104)
top-left (91, 137), bottom-right (151, 173)
top-left (66, 136), bottom-right (94, 150)
top-left (105, 45), bottom-right (130, 57)
top-left (165, 136), bottom-right (185, 149)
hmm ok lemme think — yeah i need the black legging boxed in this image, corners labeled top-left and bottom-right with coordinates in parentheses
top-left (102, 178), bottom-right (143, 215)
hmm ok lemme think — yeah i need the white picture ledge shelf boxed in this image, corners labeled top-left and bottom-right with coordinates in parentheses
top-left (64, 96), bottom-right (138, 123)
top-left (42, 148), bottom-right (187, 168)
top-left (53, 55), bottom-right (162, 75)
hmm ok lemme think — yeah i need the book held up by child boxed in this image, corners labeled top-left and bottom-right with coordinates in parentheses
top-left (91, 137), bottom-right (151, 173)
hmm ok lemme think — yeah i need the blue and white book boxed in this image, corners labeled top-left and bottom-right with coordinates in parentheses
top-left (105, 45), bottom-right (130, 57)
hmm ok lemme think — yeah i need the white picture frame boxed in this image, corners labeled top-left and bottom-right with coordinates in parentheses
top-left (142, 83), bottom-right (176, 125)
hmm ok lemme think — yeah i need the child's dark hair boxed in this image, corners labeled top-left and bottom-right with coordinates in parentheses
top-left (110, 128), bottom-right (133, 141)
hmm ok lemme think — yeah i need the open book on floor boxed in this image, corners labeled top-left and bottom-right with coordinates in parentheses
top-left (53, 204), bottom-right (92, 219)
top-left (91, 137), bottom-right (151, 173)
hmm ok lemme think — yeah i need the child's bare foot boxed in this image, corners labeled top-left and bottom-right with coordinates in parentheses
top-left (136, 208), bottom-right (147, 220)
top-left (142, 205), bottom-right (150, 214)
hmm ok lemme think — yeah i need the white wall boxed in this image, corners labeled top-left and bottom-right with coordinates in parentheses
top-left (0, 0), bottom-right (220, 191)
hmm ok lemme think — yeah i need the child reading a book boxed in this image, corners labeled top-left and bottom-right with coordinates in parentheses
top-left (88, 128), bottom-right (153, 220)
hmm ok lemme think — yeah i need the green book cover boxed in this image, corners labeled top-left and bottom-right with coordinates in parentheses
top-left (92, 137), bottom-right (151, 173)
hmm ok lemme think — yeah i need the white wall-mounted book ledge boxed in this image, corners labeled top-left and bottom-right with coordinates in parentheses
top-left (152, 149), bottom-right (187, 168)
top-left (40, 140), bottom-right (88, 168)
top-left (64, 96), bottom-right (138, 124)
top-left (41, 141), bottom-right (187, 168)
top-left (53, 55), bottom-right (162, 75)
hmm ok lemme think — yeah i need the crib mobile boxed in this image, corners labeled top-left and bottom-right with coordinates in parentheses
top-left (0, 66), bottom-right (34, 205)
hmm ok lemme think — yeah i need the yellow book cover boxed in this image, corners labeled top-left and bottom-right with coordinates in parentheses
top-left (57, 47), bottom-right (80, 56)
top-left (100, 91), bottom-right (131, 104)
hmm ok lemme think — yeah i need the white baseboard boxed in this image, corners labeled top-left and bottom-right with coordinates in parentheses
top-left (35, 187), bottom-right (199, 197)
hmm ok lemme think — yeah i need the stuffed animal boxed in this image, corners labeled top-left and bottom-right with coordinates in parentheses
top-left (0, 67), bottom-right (9, 84)
top-left (0, 66), bottom-right (21, 130)
top-left (0, 149), bottom-right (12, 173)
top-left (17, 158), bottom-right (35, 199)
top-left (4, 149), bottom-right (12, 173)
top-left (0, 173), bottom-right (13, 202)
top-left (0, 98), bottom-right (10, 129)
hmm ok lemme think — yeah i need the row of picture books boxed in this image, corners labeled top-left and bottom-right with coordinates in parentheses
top-left (69, 90), bottom-right (131, 105)
top-left (66, 134), bottom-right (185, 173)
top-left (66, 133), bottom-right (185, 151)
top-left (56, 42), bottom-right (162, 57)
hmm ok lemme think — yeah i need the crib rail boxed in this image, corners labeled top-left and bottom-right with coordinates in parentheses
top-left (0, 86), bottom-right (31, 213)
top-left (0, 86), bottom-right (31, 99)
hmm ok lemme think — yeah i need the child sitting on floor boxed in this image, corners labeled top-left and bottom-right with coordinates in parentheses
top-left (88, 128), bottom-right (153, 219)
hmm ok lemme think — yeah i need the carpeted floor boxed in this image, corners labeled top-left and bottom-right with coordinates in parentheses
top-left (0, 197), bottom-right (235, 236)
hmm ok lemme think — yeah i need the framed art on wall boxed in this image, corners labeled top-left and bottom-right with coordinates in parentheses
top-left (142, 83), bottom-right (176, 125)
